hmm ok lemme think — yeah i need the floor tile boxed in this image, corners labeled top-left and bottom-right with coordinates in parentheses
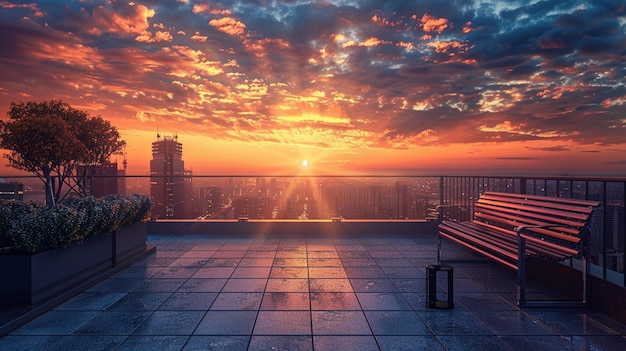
top-left (270, 267), bottom-right (309, 279)
top-left (222, 278), bottom-right (268, 292)
top-left (0, 335), bottom-right (63, 350)
top-left (313, 335), bottom-right (379, 351)
top-left (437, 335), bottom-right (515, 350)
top-left (376, 335), bottom-right (444, 350)
top-left (350, 278), bottom-right (398, 292)
top-left (195, 311), bottom-right (257, 335)
top-left (192, 267), bottom-right (236, 278)
top-left (266, 278), bottom-right (309, 292)
top-left (261, 292), bottom-right (310, 310)
top-left (356, 292), bottom-right (412, 310)
top-left (158, 292), bottom-right (218, 310)
top-left (471, 310), bottom-right (554, 336)
top-left (133, 311), bottom-right (205, 335)
top-left (310, 292), bottom-right (361, 310)
top-left (54, 292), bottom-right (126, 311)
top-left (253, 311), bottom-right (311, 335)
top-left (248, 335), bottom-right (312, 351)
top-left (87, 278), bottom-right (144, 293)
top-left (131, 278), bottom-right (187, 293)
top-left (183, 336), bottom-right (250, 351)
top-left (46, 335), bottom-right (126, 351)
top-left (74, 311), bottom-right (152, 335)
top-left (152, 267), bottom-right (200, 279)
top-left (309, 267), bottom-right (348, 279)
top-left (500, 335), bottom-right (581, 351)
top-left (210, 293), bottom-right (263, 310)
top-left (11, 311), bottom-right (99, 335)
top-left (106, 292), bottom-right (171, 311)
top-left (344, 266), bottom-right (387, 278)
top-left (309, 279), bottom-right (353, 292)
top-left (311, 311), bottom-right (371, 335)
top-left (116, 335), bottom-right (190, 351)
top-left (178, 278), bottom-right (228, 292)
top-left (365, 310), bottom-right (431, 335)
top-left (231, 267), bottom-right (272, 279)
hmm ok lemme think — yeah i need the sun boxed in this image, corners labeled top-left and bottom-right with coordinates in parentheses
top-left (301, 159), bottom-right (309, 167)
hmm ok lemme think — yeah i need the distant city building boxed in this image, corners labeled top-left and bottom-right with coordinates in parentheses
top-left (199, 186), bottom-right (223, 218)
top-left (0, 181), bottom-right (24, 200)
top-left (150, 134), bottom-right (187, 219)
top-left (233, 196), bottom-right (271, 219)
top-left (77, 161), bottom-right (124, 198)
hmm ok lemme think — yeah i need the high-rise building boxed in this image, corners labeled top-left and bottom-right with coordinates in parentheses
top-left (150, 134), bottom-right (186, 218)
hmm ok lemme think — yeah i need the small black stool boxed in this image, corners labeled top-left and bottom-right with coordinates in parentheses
top-left (426, 264), bottom-right (454, 309)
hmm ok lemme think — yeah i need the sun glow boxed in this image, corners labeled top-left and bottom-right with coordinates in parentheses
top-left (301, 159), bottom-right (309, 167)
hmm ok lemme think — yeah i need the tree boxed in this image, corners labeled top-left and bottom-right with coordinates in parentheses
top-left (0, 100), bottom-right (125, 206)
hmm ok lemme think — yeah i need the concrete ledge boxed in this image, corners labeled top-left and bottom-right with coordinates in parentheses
top-left (148, 219), bottom-right (438, 238)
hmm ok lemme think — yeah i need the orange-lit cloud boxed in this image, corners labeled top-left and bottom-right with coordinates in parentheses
top-left (209, 17), bottom-right (246, 37)
top-left (419, 14), bottom-right (450, 33)
top-left (84, 3), bottom-right (154, 37)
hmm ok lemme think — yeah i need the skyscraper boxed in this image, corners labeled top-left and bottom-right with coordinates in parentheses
top-left (150, 134), bottom-right (186, 218)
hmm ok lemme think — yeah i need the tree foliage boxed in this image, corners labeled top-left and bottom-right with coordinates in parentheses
top-left (0, 100), bottom-right (125, 206)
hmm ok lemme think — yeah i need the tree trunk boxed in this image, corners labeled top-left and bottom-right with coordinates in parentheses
top-left (43, 168), bottom-right (55, 207)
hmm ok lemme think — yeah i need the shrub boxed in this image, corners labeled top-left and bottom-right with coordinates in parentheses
top-left (1, 194), bottom-right (152, 254)
top-left (0, 200), bottom-right (42, 251)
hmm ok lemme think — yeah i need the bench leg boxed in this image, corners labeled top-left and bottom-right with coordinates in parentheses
top-left (437, 232), bottom-right (441, 264)
top-left (517, 236), bottom-right (526, 306)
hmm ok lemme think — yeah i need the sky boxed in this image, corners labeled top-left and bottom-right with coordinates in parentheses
top-left (0, 0), bottom-right (625, 176)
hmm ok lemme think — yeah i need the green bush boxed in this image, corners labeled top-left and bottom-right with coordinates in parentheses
top-left (0, 194), bottom-right (152, 254)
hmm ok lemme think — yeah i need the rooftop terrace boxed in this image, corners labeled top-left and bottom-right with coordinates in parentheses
top-left (1, 229), bottom-right (625, 351)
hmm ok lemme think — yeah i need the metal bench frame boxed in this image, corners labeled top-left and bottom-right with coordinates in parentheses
top-left (437, 192), bottom-right (599, 307)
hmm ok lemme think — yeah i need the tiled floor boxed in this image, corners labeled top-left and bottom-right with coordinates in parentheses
top-left (1, 234), bottom-right (625, 350)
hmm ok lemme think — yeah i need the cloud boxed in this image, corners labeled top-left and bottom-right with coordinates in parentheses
top-left (0, 0), bottom-right (624, 167)
top-left (419, 14), bottom-right (450, 33)
top-left (209, 17), bottom-right (246, 37)
top-left (83, 2), bottom-right (155, 37)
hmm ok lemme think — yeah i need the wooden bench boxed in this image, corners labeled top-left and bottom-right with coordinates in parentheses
top-left (437, 191), bottom-right (600, 306)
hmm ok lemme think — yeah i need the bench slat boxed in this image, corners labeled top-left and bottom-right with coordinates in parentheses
top-left (472, 221), bottom-right (580, 258)
top-left (442, 220), bottom-right (578, 261)
top-left (441, 221), bottom-right (521, 257)
top-left (477, 199), bottom-right (591, 222)
top-left (483, 191), bottom-right (601, 207)
top-left (474, 212), bottom-right (582, 244)
top-left (482, 192), bottom-right (599, 214)
top-left (475, 206), bottom-right (585, 233)
top-left (439, 230), bottom-right (518, 270)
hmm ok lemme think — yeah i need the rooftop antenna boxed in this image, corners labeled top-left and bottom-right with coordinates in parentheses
top-left (156, 128), bottom-right (161, 141)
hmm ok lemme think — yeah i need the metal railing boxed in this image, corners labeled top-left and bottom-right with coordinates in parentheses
top-left (2, 174), bottom-right (624, 286)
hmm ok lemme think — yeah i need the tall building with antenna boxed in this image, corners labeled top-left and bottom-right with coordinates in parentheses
top-left (150, 133), bottom-right (187, 218)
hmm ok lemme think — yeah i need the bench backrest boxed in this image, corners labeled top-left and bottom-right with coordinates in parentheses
top-left (473, 192), bottom-right (600, 244)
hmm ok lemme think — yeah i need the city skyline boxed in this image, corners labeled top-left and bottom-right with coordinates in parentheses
top-left (1, 1), bottom-right (625, 176)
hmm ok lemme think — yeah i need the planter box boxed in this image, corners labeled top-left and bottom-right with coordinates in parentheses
top-left (0, 221), bottom-right (152, 306)
top-left (114, 222), bottom-right (148, 266)
top-left (0, 234), bottom-right (112, 305)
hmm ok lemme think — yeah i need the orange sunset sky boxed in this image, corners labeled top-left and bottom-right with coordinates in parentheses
top-left (0, 0), bottom-right (625, 176)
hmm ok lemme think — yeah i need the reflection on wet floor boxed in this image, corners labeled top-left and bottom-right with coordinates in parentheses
top-left (2, 234), bottom-right (626, 351)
